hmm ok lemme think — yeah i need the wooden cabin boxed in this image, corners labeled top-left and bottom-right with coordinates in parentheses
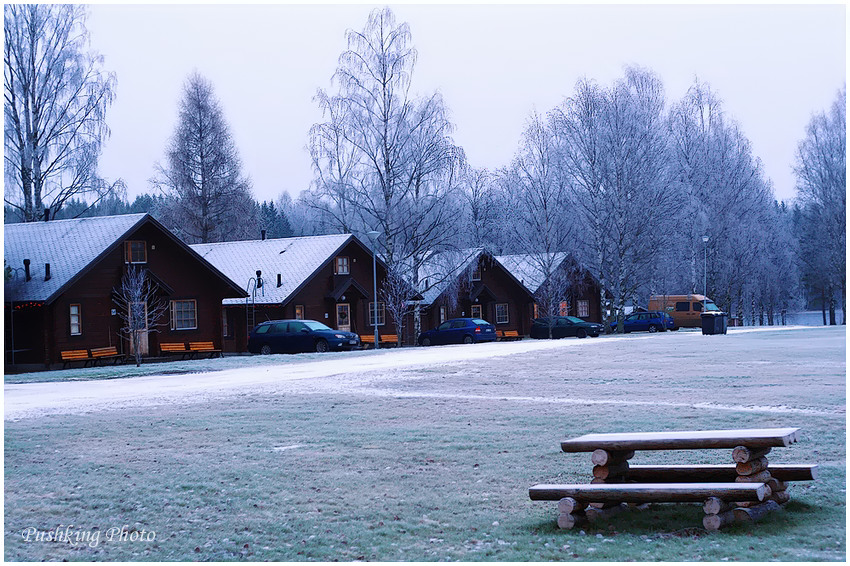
top-left (191, 234), bottom-right (389, 352)
top-left (408, 249), bottom-right (536, 344)
top-left (4, 214), bottom-right (246, 369)
top-left (496, 253), bottom-right (605, 323)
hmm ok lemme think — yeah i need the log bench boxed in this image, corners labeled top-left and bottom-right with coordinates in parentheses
top-left (188, 341), bottom-right (222, 358)
top-left (90, 346), bottom-right (125, 366)
top-left (61, 349), bottom-right (94, 368)
top-left (498, 330), bottom-right (523, 341)
top-left (531, 428), bottom-right (815, 531)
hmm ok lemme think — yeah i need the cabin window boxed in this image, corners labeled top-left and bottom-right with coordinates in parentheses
top-left (471, 266), bottom-right (481, 281)
top-left (369, 302), bottom-right (386, 326)
top-left (335, 256), bottom-right (350, 275)
top-left (693, 302), bottom-right (705, 312)
top-left (222, 309), bottom-right (230, 338)
top-left (439, 306), bottom-right (447, 323)
top-left (577, 300), bottom-right (590, 318)
top-left (559, 301), bottom-right (569, 316)
top-left (69, 304), bottom-right (81, 335)
top-left (495, 303), bottom-right (509, 324)
top-left (125, 240), bottom-right (147, 264)
top-left (171, 299), bottom-right (197, 330)
top-left (471, 304), bottom-right (482, 319)
top-left (675, 301), bottom-right (690, 312)
top-left (533, 303), bottom-right (539, 319)
top-left (295, 305), bottom-right (305, 320)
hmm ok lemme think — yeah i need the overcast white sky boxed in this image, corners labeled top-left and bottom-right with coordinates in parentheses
top-left (86, 3), bottom-right (845, 204)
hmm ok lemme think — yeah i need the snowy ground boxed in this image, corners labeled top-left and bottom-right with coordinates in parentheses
top-left (5, 325), bottom-right (842, 421)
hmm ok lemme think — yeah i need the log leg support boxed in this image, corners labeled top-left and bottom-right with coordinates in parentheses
top-left (557, 512), bottom-right (587, 530)
top-left (585, 502), bottom-right (628, 523)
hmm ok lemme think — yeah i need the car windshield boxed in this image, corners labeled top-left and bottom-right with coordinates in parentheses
top-left (564, 316), bottom-right (584, 324)
top-left (704, 301), bottom-right (720, 312)
top-left (303, 321), bottom-right (332, 331)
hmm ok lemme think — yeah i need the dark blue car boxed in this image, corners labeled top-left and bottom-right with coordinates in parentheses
top-left (611, 311), bottom-right (676, 333)
top-left (418, 318), bottom-right (497, 346)
top-left (248, 319), bottom-right (360, 354)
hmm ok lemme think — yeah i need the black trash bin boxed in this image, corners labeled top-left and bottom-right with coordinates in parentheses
top-left (701, 312), bottom-right (728, 335)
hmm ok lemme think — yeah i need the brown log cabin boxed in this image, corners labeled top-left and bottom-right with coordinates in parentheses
top-left (409, 249), bottom-right (536, 344)
top-left (495, 253), bottom-right (605, 323)
top-left (4, 214), bottom-right (247, 369)
top-left (191, 234), bottom-right (389, 352)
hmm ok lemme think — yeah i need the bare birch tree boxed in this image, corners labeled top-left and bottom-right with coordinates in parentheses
top-left (502, 110), bottom-right (574, 338)
top-left (794, 87), bottom-right (846, 324)
top-left (4, 4), bottom-right (118, 222)
top-left (113, 266), bottom-right (168, 367)
top-left (309, 7), bottom-right (461, 340)
top-left (153, 72), bottom-right (254, 244)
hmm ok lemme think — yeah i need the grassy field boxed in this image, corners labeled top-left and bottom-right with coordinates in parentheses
top-left (4, 326), bottom-right (845, 561)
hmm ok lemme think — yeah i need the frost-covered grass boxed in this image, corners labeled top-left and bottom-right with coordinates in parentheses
top-left (4, 349), bottom-right (371, 384)
top-left (4, 326), bottom-right (845, 561)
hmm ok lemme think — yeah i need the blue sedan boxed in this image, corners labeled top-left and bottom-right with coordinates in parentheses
top-left (418, 318), bottom-right (497, 346)
top-left (611, 311), bottom-right (676, 333)
top-left (248, 319), bottom-right (360, 354)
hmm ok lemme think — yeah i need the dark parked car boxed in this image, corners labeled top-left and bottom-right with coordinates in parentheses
top-left (418, 318), bottom-right (497, 346)
top-left (530, 316), bottom-right (604, 339)
top-left (248, 319), bottom-right (360, 354)
top-left (610, 311), bottom-right (675, 333)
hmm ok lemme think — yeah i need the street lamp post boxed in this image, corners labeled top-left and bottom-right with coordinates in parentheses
top-left (702, 235), bottom-right (709, 312)
top-left (366, 230), bottom-right (380, 350)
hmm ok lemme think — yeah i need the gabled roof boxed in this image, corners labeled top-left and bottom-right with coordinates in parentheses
top-left (417, 248), bottom-right (484, 305)
top-left (4, 213), bottom-right (247, 303)
top-left (495, 253), bottom-right (570, 295)
top-left (191, 233), bottom-right (383, 306)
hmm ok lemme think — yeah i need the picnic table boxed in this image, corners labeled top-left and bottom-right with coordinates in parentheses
top-left (529, 427), bottom-right (817, 531)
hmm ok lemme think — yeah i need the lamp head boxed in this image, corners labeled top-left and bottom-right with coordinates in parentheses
top-left (702, 235), bottom-right (709, 243)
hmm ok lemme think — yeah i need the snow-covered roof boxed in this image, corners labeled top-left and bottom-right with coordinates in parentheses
top-left (417, 248), bottom-right (484, 305)
top-left (495, 253), bottom-right (569, 295)
top-left (4, 213), bottom-right (148, 303)
top-left (191, 234), bottom-right (357, 306)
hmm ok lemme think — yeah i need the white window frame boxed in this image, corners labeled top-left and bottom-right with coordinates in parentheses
top-left (439, 306), bottom-right (447, 324)
top-left (471, 304), bottom-right (483, 319)
top-left (170, 299), bottom-right (197, 330)
top-left (495, 303), bottom-right (509, 325)
top-left (471, 266), bottom-right (481, 281)
top-left (295, 305), bottom-right (305, 320)
top-left (369, 302), bottom-right (385, 326)
top-left (577, 300), bottom-right (590, 318)
top-left (69, 304), bottom-right (81, 336)
top-left (559, 300), bottom-right (569, 316)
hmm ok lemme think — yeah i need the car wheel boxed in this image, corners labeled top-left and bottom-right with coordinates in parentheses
top-left (576, 329), bottom-right (587, 339)
top-left (420, 337), bottom-right (431, 347)
top-left (260, 344), bottom-right (272, 355)
top-left (648, 325), bottom-right (658, 333)
top-left (315, 340), bottom-right (329, 353)
top-left (463, 335), bottom-right (474, 344)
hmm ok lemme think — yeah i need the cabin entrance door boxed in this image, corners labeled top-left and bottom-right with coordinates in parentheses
top-left (336, 303), bottom-right (351, 332)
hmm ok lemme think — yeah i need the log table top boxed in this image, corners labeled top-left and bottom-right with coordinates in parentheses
top-left (561, 428), bottom-right (800, 452)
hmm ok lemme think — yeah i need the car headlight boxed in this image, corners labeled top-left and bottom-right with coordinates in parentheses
top-left (334, 334), bottom-right (346, 339)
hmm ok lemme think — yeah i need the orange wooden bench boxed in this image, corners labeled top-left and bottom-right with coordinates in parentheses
top-left (60, 349), bottom-right (94, 368)
top-left (160, 342), bottom-right (189, 358)
top-left (188, 341), bottom-right (222, 358)
top-left (359, 334), bottom-right (399, 348)
top-left (90, 346), bottom-right (124, 365)
top-left (498, 330), bottom-right (522, 341)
